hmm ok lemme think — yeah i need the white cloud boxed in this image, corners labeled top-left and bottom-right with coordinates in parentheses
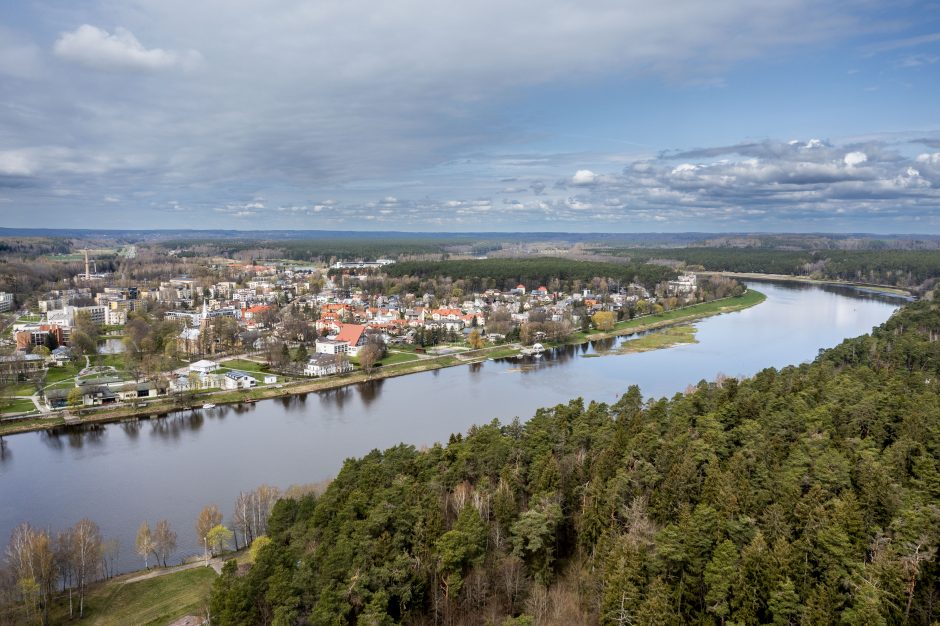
top-left (53, 25), bottom-right (202, 72)
top-left (571, 169), bottom-right (597, 185)
top-left (844, 151), bottom-right (867, 167)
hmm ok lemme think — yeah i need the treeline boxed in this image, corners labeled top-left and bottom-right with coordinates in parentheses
top-left (601, 248), bottom-right (940, 289)
top-left (209, 293), bottom-right (940, 625)
top-left (384, 258), bottom-right (677, 292)
top-left (159, 238), bottom-right (466, 262)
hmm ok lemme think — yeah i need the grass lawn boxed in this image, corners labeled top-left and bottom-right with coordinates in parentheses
top-left (51, 567), bottom-right (217, 626)
top-left (0, 398), bottom-right (37, 414)
top-left (90, 354), bottom-right (126, 368)
top-left (44, 364), bottom-right (83, 384)
top-left (222, 358), bottom-right (270, 373)
top-left (379, 352), bottom-right (419, 366)
top-left (8, 382), bottom-right (38, 395)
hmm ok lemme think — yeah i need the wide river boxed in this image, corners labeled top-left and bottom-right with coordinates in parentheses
top-left (0, 281), bottom-right (905, 572)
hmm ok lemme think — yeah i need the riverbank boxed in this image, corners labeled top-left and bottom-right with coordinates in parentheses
top-left (0, 289), bottom-right (766, 437)
top-left (699, 271), bottom-right (915, 298)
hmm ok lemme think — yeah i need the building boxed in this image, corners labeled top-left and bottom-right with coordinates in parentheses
top-left (14, 324), bottom-right (65, 350)
top-left (222, 370), bottom-right (257, 390)
top-left (667, 273), bottom-right (697, 296)
top-left (0, 292), bottom-right (13, 312)
top-left (189, 359), bottom-right (219, 375)
top-left (335, 324), bottom-right (367, 356)
top-left (304, 354), bottom-right (353, 377)
top-left (315, 338), bottom-right (350, 355)
top-left (0, 354), bottom-right (44, 382)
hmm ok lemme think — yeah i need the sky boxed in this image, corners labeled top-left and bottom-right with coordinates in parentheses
top-left (1, 0), bottom-right (939, 233)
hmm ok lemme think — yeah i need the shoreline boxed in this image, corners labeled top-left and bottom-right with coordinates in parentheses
top-left (698, 271), bottom-right (915, 298)
top-left (0, 289), bottom-right (766, 438)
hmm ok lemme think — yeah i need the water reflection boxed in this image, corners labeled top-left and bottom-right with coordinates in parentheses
top-left (357, 379), bottom-right (385, 407)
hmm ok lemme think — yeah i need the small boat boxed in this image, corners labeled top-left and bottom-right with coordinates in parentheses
top-left (202, 403), bottom-right (216, 409)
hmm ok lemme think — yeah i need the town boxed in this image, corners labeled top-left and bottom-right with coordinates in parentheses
top-left (0, 246), bottom-right (745, 419)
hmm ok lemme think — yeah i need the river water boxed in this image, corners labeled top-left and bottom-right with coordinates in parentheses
top-left (0, 281), bottom-right (904, 571)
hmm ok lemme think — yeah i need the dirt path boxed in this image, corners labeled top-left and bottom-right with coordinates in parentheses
top-left (122, 557), bottom-right (225, 585)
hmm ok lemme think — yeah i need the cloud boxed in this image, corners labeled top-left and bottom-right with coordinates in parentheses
top-left (548, 138), bottom-right (940, 227)
top-left (844, 151), bottom-right (867, 167)
top-left (53, 25), bottom-right (202, 72)
top-left (571, 170), bottom-right (597, 185)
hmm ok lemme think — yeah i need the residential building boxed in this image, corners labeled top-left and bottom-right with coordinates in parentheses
top-left (304, 354), bottom-right (353, 377)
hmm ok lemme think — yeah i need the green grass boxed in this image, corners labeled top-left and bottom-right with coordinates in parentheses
top-left (16, 314), bottom-right (42, 323)
top-left (44, 364), bottom-right (83, 384)
top-left (0, 398), bottom-right (38, 414)
top-left (379, 352), bottom-right (419, 366)
top-left (222, 358), bottom-right (270, 373)
top-left (608, 325), bottom-right (698, 355)
top-left (90, 354), bottom-right (126, 368)
top-left (8, 382), bottom-right (38, 395)
top-left (49, 567), bottom-right (217, 626)
top-left (486, 346), bottom-right (521, 359)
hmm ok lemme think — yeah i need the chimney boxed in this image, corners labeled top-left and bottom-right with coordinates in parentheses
top-left (84, 249), bottom-right (90, 280)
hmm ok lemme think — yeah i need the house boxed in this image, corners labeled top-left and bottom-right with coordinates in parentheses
top-left (262, 375), bottom-right (277, 384)
top-left (115, 382), bottom-right (159, 401)
top-left (223, 370), bottom-right (257, 390)
top-left (335, 324), bottom-right (367, 355)
top-left (304, 354), bottom-right (353, 377)
top-left (189, 359), bottom-right (219, 375)
top-left (50, 346), bottom-right (73, 366)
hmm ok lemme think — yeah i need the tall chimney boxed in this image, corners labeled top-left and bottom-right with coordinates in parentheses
top-left (84, 250), bottom-right (90, 280)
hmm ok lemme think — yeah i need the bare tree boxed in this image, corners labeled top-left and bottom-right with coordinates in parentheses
top-left (55, 528), bottom-right (76, 619)
top-left (136, 521), bottom-right (154, 569)
top-left (153, 520), bottom-right (177, 567)
top-left (101, 538), bottom-right (120, 579)
top-left (73, 518), bottom-right (102, 618)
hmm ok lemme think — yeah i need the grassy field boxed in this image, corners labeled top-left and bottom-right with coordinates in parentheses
top-left (50, 567), bottom-right (217, 625)
top-left (609, 325), bottom-right (698, 355)
top-left (0, 398), bottom-right (37, 414)
top-left (222, 358), bottom-right (270, 373)
top-left (45, 364), bottom-right (83, 384)
top-left (380, 351), bottom-right (420, 366)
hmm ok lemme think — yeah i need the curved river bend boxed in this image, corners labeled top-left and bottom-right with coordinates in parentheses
top-left (0, 281), bottom-right (904, 571)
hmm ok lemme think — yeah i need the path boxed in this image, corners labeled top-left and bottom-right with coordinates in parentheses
top-left (122, 556), bottom-right (225, 585)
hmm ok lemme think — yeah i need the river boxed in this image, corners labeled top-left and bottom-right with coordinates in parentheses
top-left (0, 281), bottom-right (904, 572)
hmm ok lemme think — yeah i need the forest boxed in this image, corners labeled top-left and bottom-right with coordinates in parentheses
top-left (599, 248), bottom-right (940, 290)
top-left (384, 258), bottom-right (677, 293)
top-left (207, 291), bottom-right (940, 624)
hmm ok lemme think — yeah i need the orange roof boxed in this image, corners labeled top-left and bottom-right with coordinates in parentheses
top-left (336, 323), bottom-right (366, 345)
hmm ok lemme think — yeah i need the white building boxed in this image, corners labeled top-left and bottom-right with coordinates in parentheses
top-left (188, 359), bottom-right (219, 375)
top-left (0, 292), bottom-right (13, 312)
top-left (222, 370), bottom-right (257, 390)
top-left (304, 354), bottom-right (353, 377)
top-left (315, 338), bottom-right (350, 355)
